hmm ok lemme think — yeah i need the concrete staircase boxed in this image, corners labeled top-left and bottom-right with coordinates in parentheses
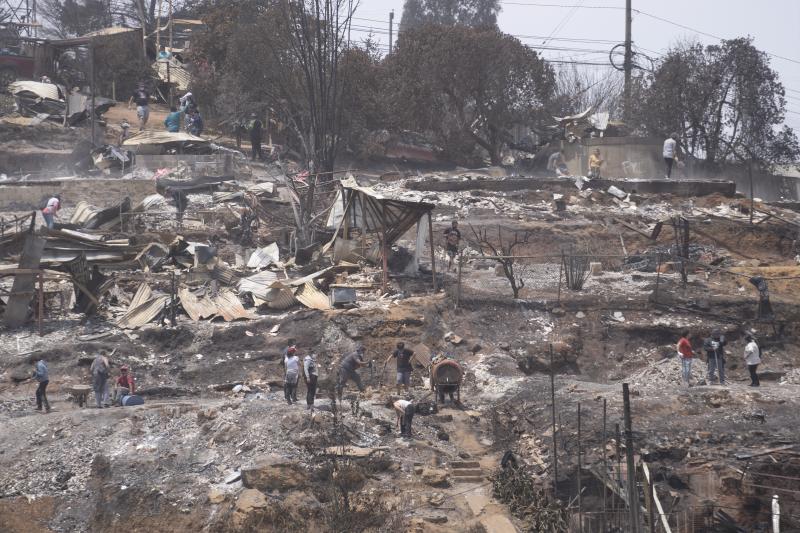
top-left (450, 460), bottom-right (485, 483)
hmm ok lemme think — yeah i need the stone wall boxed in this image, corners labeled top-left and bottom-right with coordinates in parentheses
top-left (0, 178), bottom-right (157, 211)
top-left (562, 137), bottom-right (665, 179)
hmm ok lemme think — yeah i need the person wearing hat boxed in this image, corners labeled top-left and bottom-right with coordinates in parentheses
top-left (336, 345), bottom-right (369, 400)
top-left (743, 334), bottom-right (761, 387)
top-left (703, 329), bottom-right (727, 385)
top-left (248, 113), bottom-right (263, 161)
top-left (283, 347), bottom-right (301, 405)
top-left (113, 365), bottom-right (135, 405)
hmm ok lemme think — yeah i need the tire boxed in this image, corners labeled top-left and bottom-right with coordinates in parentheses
top-left (0, 68), bottom-right (17, 90)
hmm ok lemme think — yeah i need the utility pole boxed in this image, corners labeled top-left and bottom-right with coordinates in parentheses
top-left (389, 10), bottom-right (394, 54)
top-left (624, 0), bottom-right (632, 122)
top-left (347, 0), bottom-right (352, 47)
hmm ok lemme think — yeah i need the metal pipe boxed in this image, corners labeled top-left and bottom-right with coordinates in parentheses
top-left (578, 402), bottom-right (583, 533)
top-left (623, 383), bottom-right (641, 532)
top-left (550, 343), bottom-right (558, 497)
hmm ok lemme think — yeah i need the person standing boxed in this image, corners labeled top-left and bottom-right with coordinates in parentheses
top-left (677, 330), bottom-right (695, 386)
top-left (128, 82), bottom-right (151, 131)
top-left (179, 91), bottom-right (195, 112)
top-left (663, 133), bottom-right (679, 179)
top-left (283, 347), bottom-right (300, 405)
top-left (384, 342), bottom-right (415, 396)
top-left (32, 358), bottom-right (50, 413)
top-left (164, 106), bottom-right (183, 133)
top-left (744, 334), bottom-right (761, 387)
top-left (41, 194), bottom-right (61, 229)
top-left (588, 148), bottom-right (603, 178)
top-left (118, 119), bottom-right (131, 146)
top-left (337, 346), bottom-right (368, 400)
top-left (393, 398), bottom-right (414, 438)
top-left (444, 220), bottom-right (461, 271)
top-left (703, 330), bottom-right (727, 385)
top-left (249, 113), bottom-right (263, 161)
top-left (90, 349), bottom-right (110, 408)
top-left (303, 352), bottom-right (318, 411)
top-left (112, 365), bottom-right (135, 405)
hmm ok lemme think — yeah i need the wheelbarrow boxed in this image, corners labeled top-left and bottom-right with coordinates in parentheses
top-left (430, 359), bottom-right (463, 406)
top-left (63, 384), bottom-right (92, 408)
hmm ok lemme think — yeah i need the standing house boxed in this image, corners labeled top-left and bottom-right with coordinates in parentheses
top-left (325, 177), bottom-right (437, 292)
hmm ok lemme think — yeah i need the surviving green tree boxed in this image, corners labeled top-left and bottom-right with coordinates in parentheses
top-left (399, 0), bottom-right (500, 31)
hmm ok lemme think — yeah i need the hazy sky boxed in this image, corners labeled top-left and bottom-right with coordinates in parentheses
top-left (347, 0), bottom-right (800, 133)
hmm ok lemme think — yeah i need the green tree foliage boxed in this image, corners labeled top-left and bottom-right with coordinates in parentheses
top-left (637, 38), bottom-right (798, 172)
top-left (387, 25), bottom-right (554, 165)
top-left (400, 0), bottom-right (500, 31)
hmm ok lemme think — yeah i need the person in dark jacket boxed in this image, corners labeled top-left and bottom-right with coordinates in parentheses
top-left (336, 346), bottom-right (369, 400)
top-left (249, 113), bottom-right (263, 161)
top-left (703, 330), bottom-right (727, 385)
top-left (32, 359), bottom-right (50, 413)
top-left (303, 352), bottom-right (318, 410)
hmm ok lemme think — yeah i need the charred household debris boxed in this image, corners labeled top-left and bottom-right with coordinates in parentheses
top-left (1, 15), bottom-right (800, 533)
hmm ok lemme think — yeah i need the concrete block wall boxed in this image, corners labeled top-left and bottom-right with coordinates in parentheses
top-left (0, 179), bottom-right (157, 211)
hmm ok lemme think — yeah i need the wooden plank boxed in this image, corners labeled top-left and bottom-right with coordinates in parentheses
top-left (4, 235), bottom-right (45, 328)
top-left (735, 444), bottom-right (796, 460)
top-left (642, 462), bottom-right (672, 533)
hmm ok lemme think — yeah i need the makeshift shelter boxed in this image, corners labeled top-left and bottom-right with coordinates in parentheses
top-left (325, 177), bottom-right (436, 291)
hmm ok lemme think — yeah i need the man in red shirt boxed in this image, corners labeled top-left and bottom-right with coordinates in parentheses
top-left (677, 331), bottom-right (695, 386)
top-left (113, 365), bottom-right (135, 405)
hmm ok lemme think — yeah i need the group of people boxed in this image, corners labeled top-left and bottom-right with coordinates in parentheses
top-left (280, 340), bottom-right (419, 438)
top-left (29, 351), bottom-right (136, 413)
top-left (90, 350), bottom-right (136, 408)
top-left (163, 91), bottom-right (204, 136)
top-left (677, 329), bottom-right (763, 387)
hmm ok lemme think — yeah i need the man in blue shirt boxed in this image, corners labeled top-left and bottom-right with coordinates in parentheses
top-left (32, 359), bottom-right (50, 412)
top-left (164, 106), bottom-right (183, 133)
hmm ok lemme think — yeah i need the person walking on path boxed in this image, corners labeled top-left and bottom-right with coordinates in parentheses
top-left (32, 358), bottom-right (50, 413)
top-left (283, 347), bottom-right (300, 405)
top-left (703, 330), bottom-right (727, 385)
top-left (90, 350), bottom-right (111, 408)
top-left (384, 342), bottom-right (415, 396)
top-left (677, 330), bottom-right (695, 387)
top-left (337, 346), bottom-right (369, 400)
top-left (663, 133), bottom-right (679, 179)
top-left (744, 334), bottom-right (761, 387)
top-left (303, 352), bottom-right (318, 410)
top-left (248, 113), bottom-right (263, 161)
top-left (41, 194), bottom-right (61, 229)
top-left (128, 82), bottom-right (151, 131)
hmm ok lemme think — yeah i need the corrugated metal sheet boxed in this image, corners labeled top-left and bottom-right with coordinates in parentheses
top-left (123, 130), bottom-right (206, 146)
top-left (259, 281), bottom-right (297, 310)
top-left (154, 57), bottom-right (191, 91)
top-left (133, 194), bottom-right (166, 212)
top-left (117, 285), bottom-right (169, 329)
top-left (238, 270), bottom-right (279, 299)
top-left (9, 81), bottom-right (62, 101)
top-left (247, 243), bottom-right (279, 269)
top-left (294, 282), bottom-right (331, 311)
top-left (213, 291), bottom-right (252, 321)
top-left (212, 263), bottom-right (240, 285)
top-left (178, 288), bottom-right (216, 321)
top-left (130, 283), bottom-right (152, 308)
top-left (40, 250), bottom-right (128, 263)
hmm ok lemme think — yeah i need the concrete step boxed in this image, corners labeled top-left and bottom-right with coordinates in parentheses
top-left (453, 475), bottom-right (485, 483)
top-left (452, 469), bottom-right (484, 477)
top-left (450, 461), bottom-right (481, 469)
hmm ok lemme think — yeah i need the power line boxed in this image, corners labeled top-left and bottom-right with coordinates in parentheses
top-left (501, 1), bottom-right (622, 9)
top-left (541, 0), bottom-right (583, 46)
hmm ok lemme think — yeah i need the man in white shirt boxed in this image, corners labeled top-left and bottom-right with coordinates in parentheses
top-left (663, 133), bottom-right (679, 179)
top-left (393, 398), bottom-right (415, 438)
top-left (743, 334), bottom-right (761, 387)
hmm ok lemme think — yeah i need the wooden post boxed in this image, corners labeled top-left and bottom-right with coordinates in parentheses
top-left (550, 344), bottom-right (558, 497)
top-left (381, 203), bottom-right (388, 293)
top-left (602, 398), bottom-right (608, 533)
top-left (37, 272), bottom-right (44, 336)
top-left (557, 252), bottom-right (563, 304)
top-left (456, 251), bottom-right (462, 309)
top-left (170, 270), bottom-right (177, 327)
top-left (427, 211), bottom-right (436, 292)
top-left (654, 252), bottom-right (662, 305)
top-left (623, 383), bottom-right (641, 532)
top-left (577, 402), bottom-right (583, 533)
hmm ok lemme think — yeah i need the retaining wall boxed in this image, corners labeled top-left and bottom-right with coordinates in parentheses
top-left (0, 178), bottom-right (156, 211)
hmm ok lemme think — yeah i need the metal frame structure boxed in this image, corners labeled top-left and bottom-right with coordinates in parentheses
top-left (0, 0), bottom-right (37, 37)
